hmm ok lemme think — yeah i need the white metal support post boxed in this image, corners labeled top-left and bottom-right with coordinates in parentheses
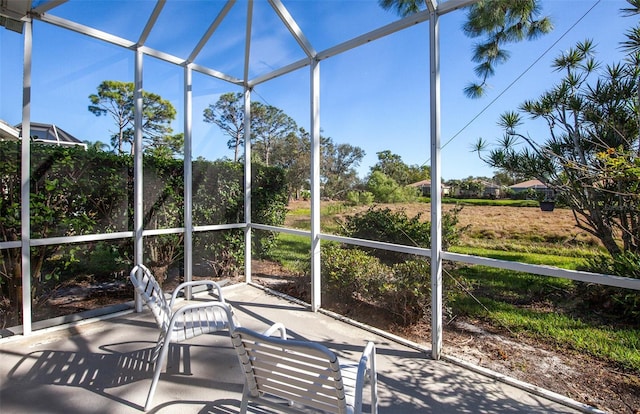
top-left (184, 64), bottom-right (193, 298)
top-left (310, 58), bottom-right (321, 311)
top-left (20, 19), bottom-right (33, 335)
top-left (243, 0), bottom-right (253, 283)
top-left (244, 87), bottom-right (252, 282)
top-left (429, 9), bottom-right (443, 360)
top-left (134, 49), bottom-right (144, 312)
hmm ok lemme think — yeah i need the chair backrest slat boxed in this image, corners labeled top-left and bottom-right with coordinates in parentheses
top-left (248, 349), bottom-right (343, 388)
top-left (257, 382), bottom-right (346, 412)
top-left (246, 345), bottom-right (339, 372)
top-left (251, 361), bottom-right (341, 391)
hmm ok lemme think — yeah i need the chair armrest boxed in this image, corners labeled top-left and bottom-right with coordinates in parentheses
top-left (129, 264), bottom-right (142, 281)
top-left (354, 341), bottom-right (377, 414)
top-left (262, 322), bottom-right (287, 339)
top-left (129, 264), bottom-right (151, 289)
top-left (169, 280), bottom-right (225, 307)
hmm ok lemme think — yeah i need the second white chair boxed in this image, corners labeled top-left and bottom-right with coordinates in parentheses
top-left (231, 322), bottom-right (378, 414)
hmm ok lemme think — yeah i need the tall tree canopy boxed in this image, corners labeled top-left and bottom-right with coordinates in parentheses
top-left (203, 94), bottom-right (366, 200)
top-left (88, 80), bottom-right (179, 156)
top-left (270, 128), bottom-right (311, 199)
top-left (461, 0), bottom-right (553, 97)
top-left (203, 92), bottom-right (245, 162)
top-left (378, 0), bottom-right (553, 98)
top-left (322, 138), bottom-right (366, 198)
top-left (204, 94), bottom-right (298, 166)
top-left (370, 150), bottom-right (429, 186)
top-left (251, 102), bottom-right (297, 166)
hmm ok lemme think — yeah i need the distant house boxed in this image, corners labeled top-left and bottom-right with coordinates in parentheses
top-left (509, 179), bottom-right (554, 200)
top-left (409, 179), bottom-right (451, 197)
top-left (478, 180), bottom-right (502, 199)
top-left (449, 179), bottom-right (502, 199)
top-left (19, 122), bottom-right (88, 149)
top-left (1, 119), bottom-right (87, 149)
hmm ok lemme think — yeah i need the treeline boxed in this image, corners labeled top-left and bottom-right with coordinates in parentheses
top-left (206, 92), bottom-right (372, 200)
top-left (0, 141), bottom-right (288, 311)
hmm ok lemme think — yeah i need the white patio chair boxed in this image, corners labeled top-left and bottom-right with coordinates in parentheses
top-left (129, 264), bottom-right (236, 411)
top-left (231, 322), bottom-right (378, 414)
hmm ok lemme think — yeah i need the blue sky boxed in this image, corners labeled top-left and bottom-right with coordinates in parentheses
top-left (0, 0), bottom-right (633, 181)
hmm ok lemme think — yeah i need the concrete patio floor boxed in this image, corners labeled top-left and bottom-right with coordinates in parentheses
top-left (0, 283), bottom-right (592, 413)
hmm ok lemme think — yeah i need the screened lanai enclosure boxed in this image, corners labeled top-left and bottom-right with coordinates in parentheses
top-left (1, 0), bottom-right (640, 410)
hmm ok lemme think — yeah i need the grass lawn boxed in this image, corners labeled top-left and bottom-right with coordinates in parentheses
top-left (448, 246), bottom-right (588, 269)
top-left (450, 264), bottom-right (640, 371)
top-left (442, 197), bottom-right (540, 207)
top-left (268, 233), bottom-right (310, 271)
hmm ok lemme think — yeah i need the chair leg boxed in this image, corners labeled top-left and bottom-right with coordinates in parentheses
top-left (370, 367), bottom-right (378, 414)
top-left (239, 384), bottom-right (250, 414)
top-left (144, 339), bottom-right (172, 411)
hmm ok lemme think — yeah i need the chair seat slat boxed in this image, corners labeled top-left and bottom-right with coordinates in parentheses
top-left (252, 366), bottom-right (341, 393)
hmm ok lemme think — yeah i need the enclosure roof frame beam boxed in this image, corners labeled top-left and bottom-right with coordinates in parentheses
top-left (269, 0), bottom-right (316, 58)
top-left (137, 0), bottom-right (165, 47)
top-left (187, 0), bottom-right (236, 64)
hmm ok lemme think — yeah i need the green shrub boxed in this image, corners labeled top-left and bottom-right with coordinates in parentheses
top-left (320, 244), bottom-right (388, 302)
top-left (69, 240), bottom-right (132, 281)
top-left (252, 164), bottom-right (288, 256)
top-left (377, 259), bottom-right (431, 325)
top-left (192, 161), bottom-right (288, 277)
top-left (0, 141), bottom-right (289, 310)
top-left (194, 229), bottom-right (245, 278)
top-left (319, 245), bottom-right (441, 326)
top-left (346, 190), bottom-right (374, 206)
top-left (578, 251), bottom-right (640, 320)
top-left (442, 205), bottom-right (468, 248)
top-left (366, 171), bottom-right (418, 203)
top-left (346, 191), bottom-right (359, 205)
top-left (343, 207), bottom-right (430, 247)
top-left (1, 143), bottom-right (133, 304)
top-left (340, 205), bottom-right (466, 264)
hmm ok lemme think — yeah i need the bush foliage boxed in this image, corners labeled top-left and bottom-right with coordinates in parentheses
top-left (319, 245), bottom-right (442, 326)
top-left (366, 171), bottom-right (418, 203)
top-left (579, 251), bottom-right (640, 320)
top-left (317, 205), bottom-right (466, 325)
top-left (341, 205), bottom-right (466, 253)
top-left (0, 141), bottom-right (288, 313)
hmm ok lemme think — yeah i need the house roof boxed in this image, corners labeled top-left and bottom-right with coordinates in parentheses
top-left (509, 179), bottom-right (548, 189)
top-left (16, 122), bottom-right (87, 148)
top-left (0, 120), bottom-right (19, 140)
top-left (409, 179), bottom-right (432, 187)
top-left (408, 179), bottom-right (449, 188)
top-left (476, 179), bottom-right (501, 188)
